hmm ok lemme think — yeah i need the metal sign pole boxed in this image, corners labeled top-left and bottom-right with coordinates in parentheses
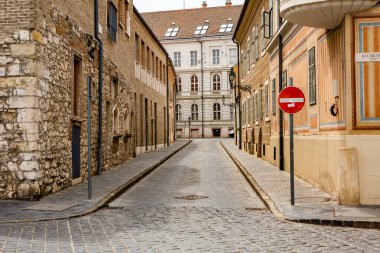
top-left (289, 77), bottom-right (294, 206)
top-left (188, 117), bottom-right (191, 140)
top-left (87, 76), bottom-right (92, 200)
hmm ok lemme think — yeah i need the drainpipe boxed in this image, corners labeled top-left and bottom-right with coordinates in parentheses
top-left (166, 58), bottom-right (170, 146)
top-left (94, 0), bottom-right (103, 175)
top-left (279, 35), bottom-right (284, 171)
top-left (233, 39), bottom-right (242, 150)
top-left (197, 38), bottom-right (205, 138)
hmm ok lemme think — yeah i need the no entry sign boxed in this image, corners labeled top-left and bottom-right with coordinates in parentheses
top-left (278, 87), bottom-right (305, 114)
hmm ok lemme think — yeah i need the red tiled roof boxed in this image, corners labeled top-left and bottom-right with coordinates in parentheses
top-left (141, 5), bottom-right (243, 40)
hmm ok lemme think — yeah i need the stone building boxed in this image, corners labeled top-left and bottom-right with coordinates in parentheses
top-left (235, 0), bottom-right (380, 205)
top-left (0, 0), bottom-right (175, 199)
top-left (142, 1), bottom-right (242, 139)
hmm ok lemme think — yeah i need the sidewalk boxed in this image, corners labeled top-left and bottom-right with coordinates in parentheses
top-left (221, 140), bottom-right (380, 229)
top-left (0, 140), bottom-right (191, 223)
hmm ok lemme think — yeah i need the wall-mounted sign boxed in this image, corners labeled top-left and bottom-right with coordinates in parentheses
top-left (355, 53), bottom-right (380, 62)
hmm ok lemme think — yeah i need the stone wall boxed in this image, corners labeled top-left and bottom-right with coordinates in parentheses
top-left (0, 0), bottom-right (136, 199)
top-left (0, 0), bottom-right (35, 36)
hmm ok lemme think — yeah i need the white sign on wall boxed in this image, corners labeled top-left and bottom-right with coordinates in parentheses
top-left (355, 53), bottom-right (380, 62)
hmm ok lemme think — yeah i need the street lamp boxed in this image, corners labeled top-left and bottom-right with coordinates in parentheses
top-left (229, 67), bottom-right (252, 93)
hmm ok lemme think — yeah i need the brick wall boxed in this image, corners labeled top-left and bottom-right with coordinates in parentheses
top-left (0, 0), bottom-right (35, 36)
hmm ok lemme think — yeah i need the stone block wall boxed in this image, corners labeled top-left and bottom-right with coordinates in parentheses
top-left (0, 0), bottom-right (136, 199)
top-left (0, 30), bottom-right (41, 199)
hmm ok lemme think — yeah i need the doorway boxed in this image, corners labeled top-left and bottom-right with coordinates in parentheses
top-left (212, 128), bottom-right (221, 137)
top-left (72, 125), bottom-right (81, 179)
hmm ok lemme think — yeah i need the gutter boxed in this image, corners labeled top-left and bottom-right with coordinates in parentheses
top-left (233, 39), bottom-right (242, 150)
top-left (94, 0), bottom-right (103, 175)
top-left (197, 37), bottom-right (205, 138)
top-left (166, 57), bottom-right (170, 146)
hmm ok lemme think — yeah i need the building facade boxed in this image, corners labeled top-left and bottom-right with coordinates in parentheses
top-left (142, 2), bottom-right (242, 138)
top-left (133, 8), bottom-right (176, 155)
top-left (235, 0), bottom-right (380, 205)
top-left (0, 0), bottom-right (175, 199)
top-left (234, 0), bottom-right (272, 158)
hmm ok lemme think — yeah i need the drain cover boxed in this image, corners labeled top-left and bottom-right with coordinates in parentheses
top-left (174, 195), bottom-right (209, 200)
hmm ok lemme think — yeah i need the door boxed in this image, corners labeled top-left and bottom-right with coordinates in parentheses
top-left (72, 125), bottom-right (81, 179)
top-left (213, 128), bottom-right (221, 137)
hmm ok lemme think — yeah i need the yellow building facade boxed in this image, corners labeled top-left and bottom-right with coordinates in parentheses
top-left (235, 0), bottom-right (380, 205)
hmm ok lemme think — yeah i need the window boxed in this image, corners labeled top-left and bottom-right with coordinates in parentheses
top-left (212, 74), bottom-right (221, 91)
top-left (255, 92), bottom-right (258, 120)
top-left (111, 77), bottom-right (118, 100)
top-left (219, 23), bottom-right (234, 33)
top-left (282, 70), bottom-right (287, 89)
top-left (230, 107), bottom-right (234, 120)
top-left (271, 79), bottom-right (276, 115)
top-left (252, 95), bottom-right (256, 121)
top-left (191, 75), bottom-right (198, 92)
top-left (124, 111), bottom-right (129, 134)
top-left (248, 98), bottom-right (251, 123)
top-left (73, 55), bottom-right (82, 116)
top-left (191, 104), bottom-right (199, 120)
top-left (213, 103), bottom-right (221, 120)
top-left (107, 2), bottom-right (117, 42)
top-left (229, 48), bottom-right (237, 65)
top-left (135, 34), bottom-right (140, 62)
top-left (176, 104), bottom-right (182, 121)
top-left (190, 51), bottom-right (198, 66)
top-left (141, 40), bottom-right (146, 67)
top-left (194, 25), bottom-right (209, 35)
top-left (265, 85), bottom-right (269, 117)
top-left (252, 29), bottom-right (256, 65)
top-left (113, 107), bottom-right (120, 135)
top-left (176, 77), bottom-right (182, 92)
top-left (165, 27), bottom-right (180, 37)
top-left (309, 47), bottom-right (316, 105)
top-left (255, 25), bottom-right (259, 60)
top-left (242, 101), bottom-right (245, 126)
top-left (125, 0), bottom-right (131, 36)
top-left (174, 52), bottom-right (181, 67)
top-left (212, 49), bottom-right (220, 65)
top-left (259, 88), bottom-right (263, 119)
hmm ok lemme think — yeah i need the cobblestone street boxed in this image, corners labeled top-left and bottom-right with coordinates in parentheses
top-left (1, 140), bottom-right (380, 252)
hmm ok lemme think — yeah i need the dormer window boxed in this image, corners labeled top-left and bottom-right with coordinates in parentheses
top-left (219, 23), bottom-right (234, 32)
top-left (194, 25), bottom-right (209, 35)
top-left (165, 27), bottom-right (180, 37)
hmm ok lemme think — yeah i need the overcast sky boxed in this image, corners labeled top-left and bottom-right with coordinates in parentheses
top-left (134, 0), bottom-right (245, 13)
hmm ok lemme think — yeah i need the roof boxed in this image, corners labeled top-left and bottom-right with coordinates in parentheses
top-left (141, 5), bottom-right (243, 41)
top-left (233, 0), bottom-right (249, 41)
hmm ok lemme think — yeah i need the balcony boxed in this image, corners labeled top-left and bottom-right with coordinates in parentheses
top-left (280, 0), bottom-right (377, 29)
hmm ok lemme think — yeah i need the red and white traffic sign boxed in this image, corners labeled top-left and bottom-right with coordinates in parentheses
top-left (278, 87), bottom-right (305, 114)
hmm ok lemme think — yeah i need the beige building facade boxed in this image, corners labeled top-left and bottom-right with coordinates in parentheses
top-left (235, 0), bottom-right (380, 205)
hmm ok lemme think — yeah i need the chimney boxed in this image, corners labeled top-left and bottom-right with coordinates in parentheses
top-left (202, 1), bottom-right (207, 8)
top-left (225, 0), bottom-right (232, 6)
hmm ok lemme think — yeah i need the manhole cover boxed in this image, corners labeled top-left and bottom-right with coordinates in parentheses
top-left (174, 195), bottom-right (209, 200)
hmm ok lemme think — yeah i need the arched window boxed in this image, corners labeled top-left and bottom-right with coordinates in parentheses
top-left (213, 74), bottom-right (221, 91)
top-left (191, 75), bottom-right (198, 92)
top-left (176, 104), bottom-right (182, 121)
top-left (213, 103), bottom-right (221, 120)
top-left (124, 111), bottom-right (129, 134)
top-left (176, 76), bottom-right (182, 92)
top-left (113, 107), bottom-right (120, 135)
top-left (191, 104), bottom-right (199, 121)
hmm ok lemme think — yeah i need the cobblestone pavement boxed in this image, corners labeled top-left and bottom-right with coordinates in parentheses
top-left (1, 140), bottom-right (380, 252)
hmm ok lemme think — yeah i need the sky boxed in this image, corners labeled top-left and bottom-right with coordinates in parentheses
top-left (134, 0), bottom-right (245, 13)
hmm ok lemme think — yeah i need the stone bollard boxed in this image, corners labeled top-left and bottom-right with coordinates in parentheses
top-left (338, 147), bottom-right (360, 205)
